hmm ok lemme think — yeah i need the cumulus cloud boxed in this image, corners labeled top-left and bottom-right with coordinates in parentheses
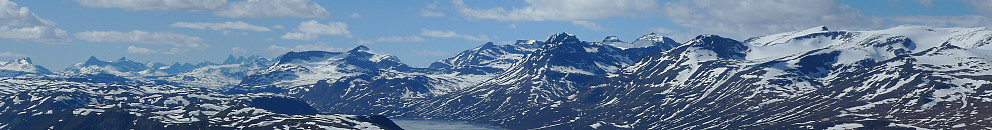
top-left (127, 46), bottom-right (188, 55)
top-left (214, 0), bottom-right (330, 18)
top-left (918, 0), bottom-right (933, 7)
top-left (75, 30), bottom-right (208, 48)
top-left (0, 0), bottom-right (53, 26)
top-left (662, 0), bottom-right (878, 39)
top-left (420, 28), bottom-right (491, 41)
top-left (452, 0), bottom-right (659, 21)
top-left (887, 15), bottom-right (992, 28)
top-left (350, 12), bottom-right (362, 18)
top-left (74, 0), bottom-right (226, 11)
top-left (170, 21), bottom-right (271, 32)
top-left (420, 9), bottom-right (444, 17)
top-left (74, 0), bottom-right (330, 18)
top-left (410, 49), bottom-right (448, 56)
top-left (161, 48), bottom-right (189, 55)
top-left (281, 20), bottom-right (352, 41)
top-left (0, 51), bottom-right (28, 58)
top-left (266, 43), bottom-right (346, 55)
top-left (126, 46), bottom-right (157, 54)
top-left (570, 21), bottom-right (603, 31)
top-left (231, 47), bottom-right (247, 53)
top-left (0, 0), bottom-right (68, 43)
top-left (358, 36), bottom-right (425, 44)
top-left (0, 26), bottom-right (68, 43)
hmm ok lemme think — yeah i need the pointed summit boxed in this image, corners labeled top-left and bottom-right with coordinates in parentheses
top-left (686, 34), bottom-right (748, 59)
top-left (84, 56), bottom-right (107, 65)
top-left (87, 56), bottom-right (99, 62)
top-left (602, 36), bottom-right (623, 43)
top-left (545, 32), bottom-right (580, 44)
top-left (117, 57), bottom-right (128, 62)
top-left (349, 45), bottom-right (370, 53)
top-left (16, 57), bottom-right (32, 64)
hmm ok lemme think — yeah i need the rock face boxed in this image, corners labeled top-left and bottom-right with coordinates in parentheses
top-left (6, 25), bottom-right (992, 129)
top-left (0, 58), bottom-right (51, 77)
top-left (0, 77), bottom-right (402, 129)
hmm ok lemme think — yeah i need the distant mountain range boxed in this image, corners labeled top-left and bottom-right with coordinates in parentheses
top-left (2, 25), bottom-right (992, 129)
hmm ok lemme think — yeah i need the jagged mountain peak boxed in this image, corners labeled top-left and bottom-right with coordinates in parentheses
top-left (546, 32), bottom-right (580, 44)
top-left (13, 57), bottom-right (32, 64)
top-left (682, 34), bottom-right (748, 59)
top-left (84, 56), bottom-right (104, 65)
top-left (116, 57), bottom-right (129, 62)
top-left (0, 57), bottom-right (52, 76)
top-left (602, 36), bottom-right (623, 43)
top-left (515, 40), bottom-right (539, 45)
top-left (349, 45), bottom-right (370, 52)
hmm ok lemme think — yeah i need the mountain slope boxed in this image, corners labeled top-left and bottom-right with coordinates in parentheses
top-left (0, 77), bottom-right (402, 129)
top-left (410, 32), bottom-right (679, 129)
top-left (547, 26), bottom-right (992, 129)
top-left (0, 58), bottom-right (51, 77)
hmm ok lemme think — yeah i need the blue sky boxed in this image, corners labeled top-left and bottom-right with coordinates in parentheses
top-left (0, 0), bottom-right (989, 70)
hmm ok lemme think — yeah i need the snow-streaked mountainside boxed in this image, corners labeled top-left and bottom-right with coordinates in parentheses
top-left (0, 58), bottom-right (51, 77)
top-left (410, 32), bottom-right (676, 126)
top-left (543, 25), bottom-right (992, 129)
top-left (5, 25), bottom-right (992, 129)
top-left (240, 45), bottom-right (411, 88)
top-left (164, 55), bottom-right (273, 89)
top-left (0, 77), bottom-right (401, 129)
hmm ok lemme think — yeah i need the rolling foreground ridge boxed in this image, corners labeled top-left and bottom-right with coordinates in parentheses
top-left (3, 25), bottom-right (992, 129)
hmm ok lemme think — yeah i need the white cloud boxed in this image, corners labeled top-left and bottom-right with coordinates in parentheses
top-left (127, 46), bottom-right (157, 54)
top-left (918, 0), bottom-right (933, 7)
top-left (509, 24), bottom-right (516, 29)
top-left (887, 15), bottom-right (992, 28)
top-left (75, 30), bottom-right (208, 48)
top-left (410, 49), bottom-right (448, 56)
top-left (74, 0), bottom-right (329, 18)
top-left (74, 0), bottom-right (226, 11)
top-left (452, 0), bottom-right (659, 21)
top-left (214, 0), bottom-right (330, 18)
top-left (280, 32), bottom-right (316, 41)
top-left (0, 51), bottom-right (28, 58)
top-left (965, 0), bottom-right (992, 17)
top-left (0, 0), bottom-right (53, 26)
top-left (420, 28), bottom-right (491, 41)
top-left (662, 0), bottom-right (878, 39)
top-left (350, 12), bottom-right (362, 18)
top-left (0, 0), bottom-right (68, 43)
top-left (170, 21), bottom-right (271, 32)
top-left (651, 27), bottom-right (678, 34)
top-left (420, 9), bottom-right (444, 17)
top-left (570, 21), bottom-right (603, 31)
top-left (266, 43), bottom-right (346, 55)
top-left (231, 47), bottom-right (247, 53)
top-left (0, 26), bottom-right (68, 43)
top-left (161, 48), bottom-right (188, 55)
top-left (281, 20), bottom-right (352, 41)
top-left (359, 36), bottom-right (425, 44)
top-left (272, 25), bottom-right (284, 29)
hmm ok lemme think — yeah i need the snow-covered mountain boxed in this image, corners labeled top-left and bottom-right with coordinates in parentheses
top-left (607, 32), bottom-right (680, 50)
top-left (5, 25), bottom-right (992, 129)
top-left (64, 56), bottom-right (150, 76)
top-left (529, 25), bottom-right (992, 129)
top-left (405, 32), bottom-right (678, 128)
top-left (164, 55), bottom-right (273, 89)
top-left (0, 77), bottom-right (401, 129)
top-left (240, 45), bottom-right (411, 88)
top-left (0, 58), bottom-right (51, 77)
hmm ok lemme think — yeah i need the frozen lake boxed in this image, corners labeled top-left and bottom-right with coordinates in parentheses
top-left (391, 118), bottom-right (504, 130)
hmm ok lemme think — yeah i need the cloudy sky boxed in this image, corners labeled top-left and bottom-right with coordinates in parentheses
top-left (0, 0), bottom-right (989, 70)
